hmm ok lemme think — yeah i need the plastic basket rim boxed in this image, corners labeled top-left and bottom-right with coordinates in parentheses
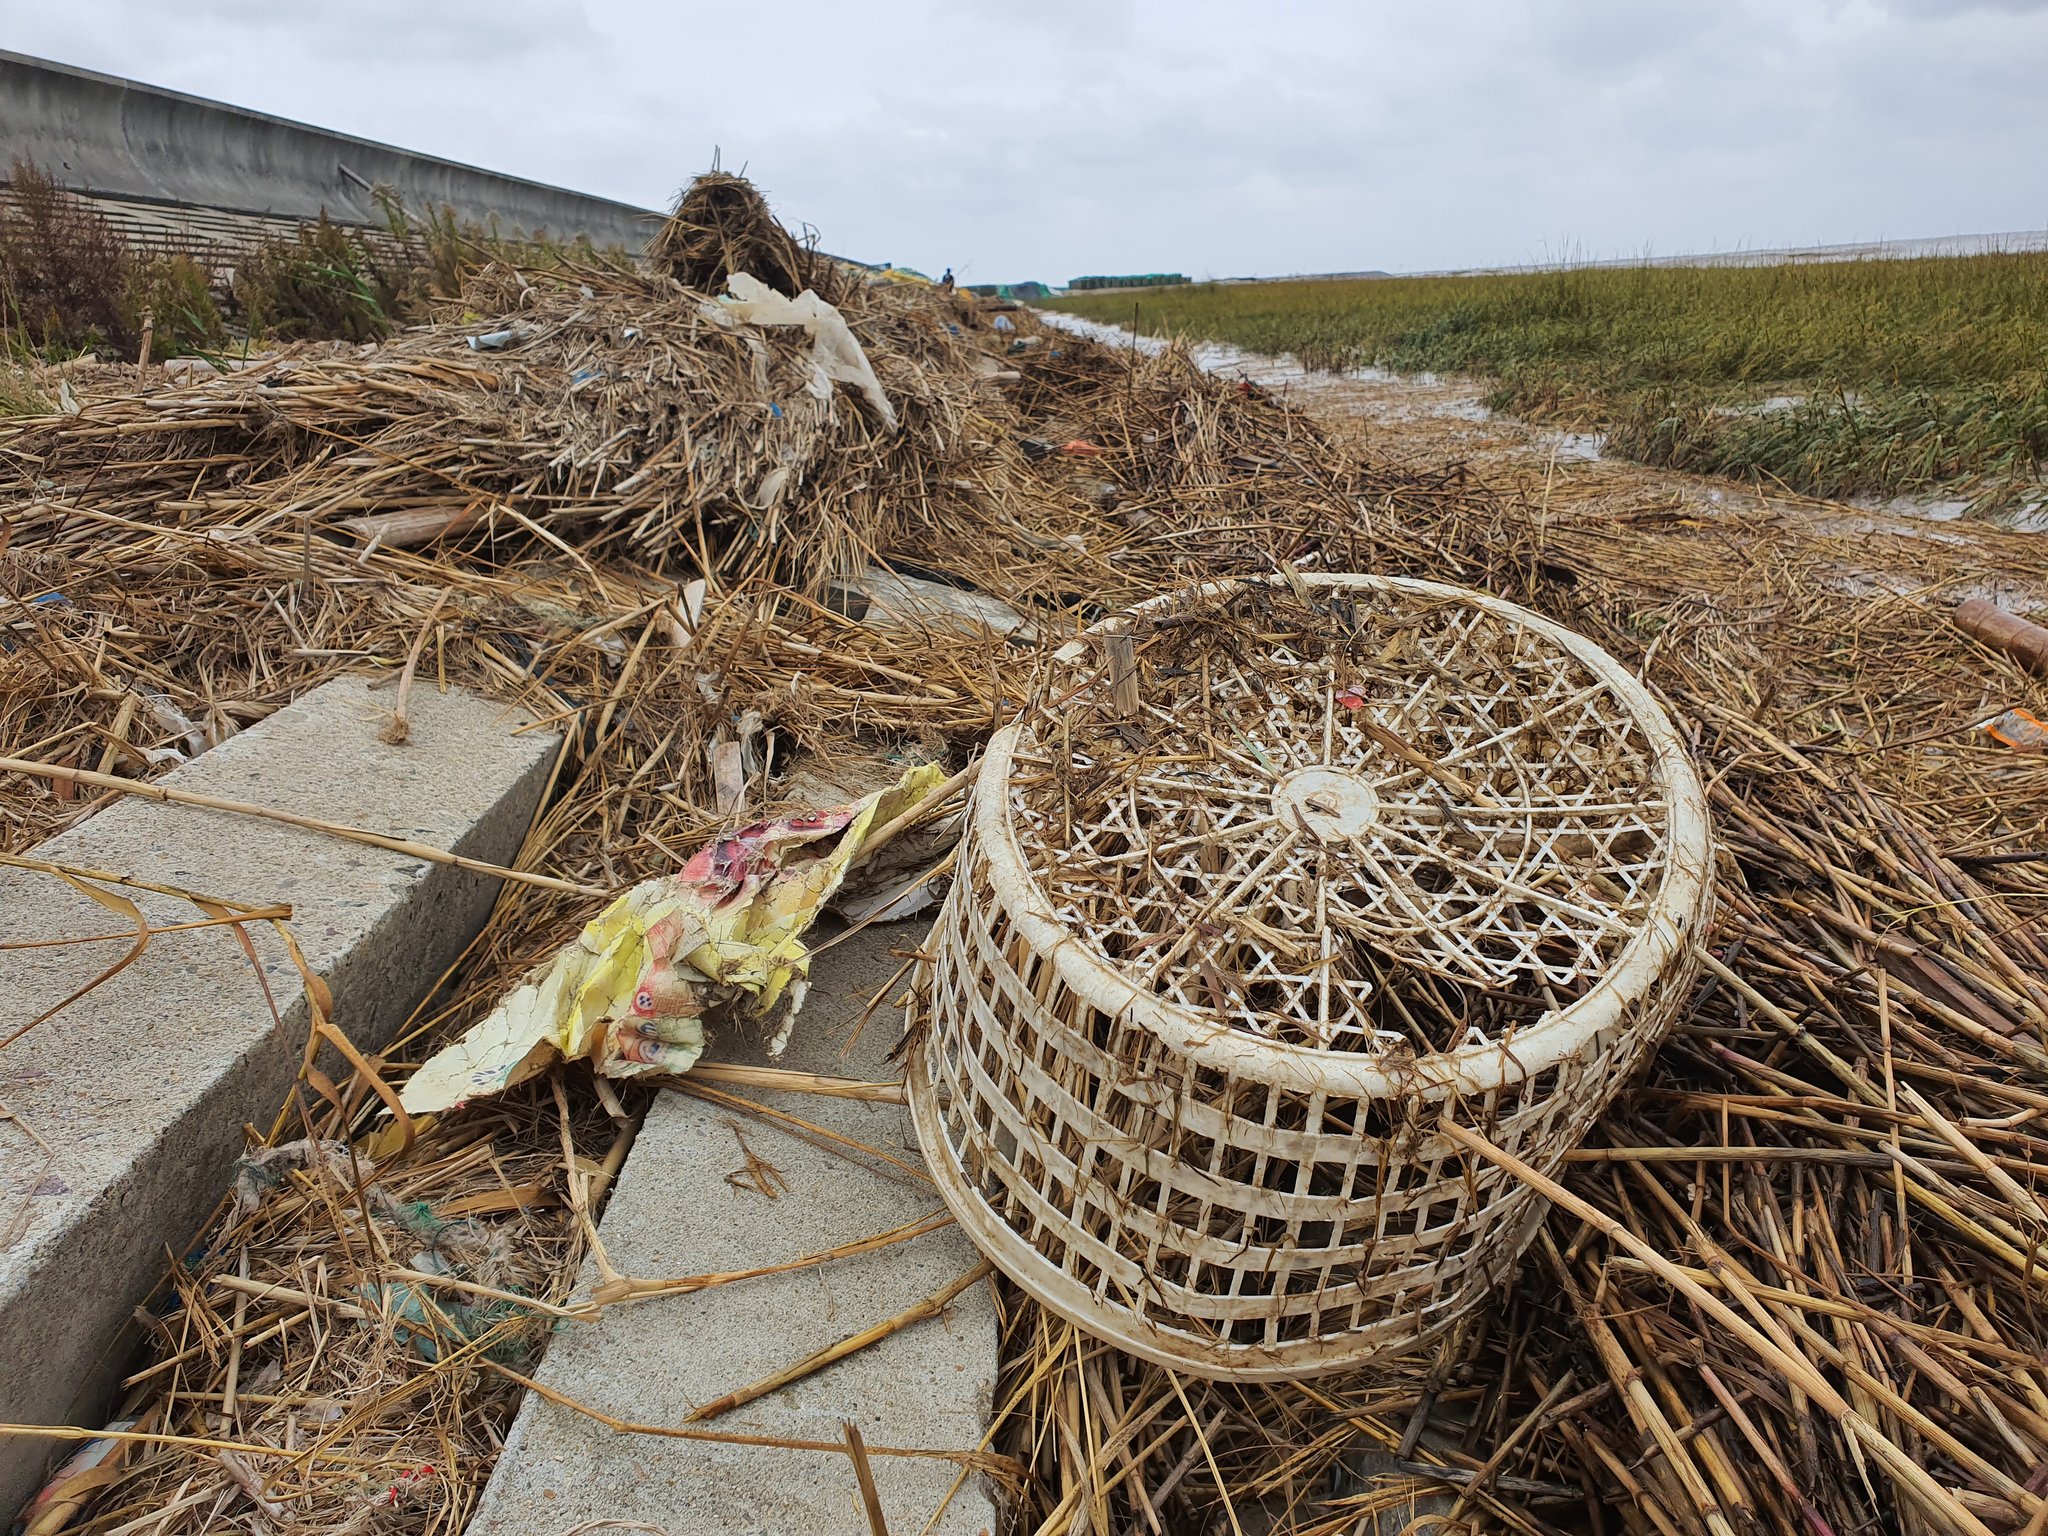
top-left (980, 572), bottom-right (1713, 1102)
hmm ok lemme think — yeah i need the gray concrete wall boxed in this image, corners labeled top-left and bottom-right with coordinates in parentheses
top-left (0, 677), bottom-right (557, 1517)
top-left (0, 50), bottom-right (660, 250)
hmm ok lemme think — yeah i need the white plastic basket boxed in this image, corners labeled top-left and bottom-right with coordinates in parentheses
top-left (907, 575), bottom-right (1713, 1379)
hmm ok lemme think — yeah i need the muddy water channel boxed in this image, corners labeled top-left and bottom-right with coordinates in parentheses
top-left (1037, 311), bottom-right (2043, 531)
top-left (1035, 310), bottom-right (1605, 459)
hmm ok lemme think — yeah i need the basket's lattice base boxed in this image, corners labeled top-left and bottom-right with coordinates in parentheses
top-left (1015, 585), bottom-right (1666, 1055)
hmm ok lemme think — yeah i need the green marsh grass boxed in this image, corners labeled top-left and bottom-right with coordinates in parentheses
top-left (1047, 255), bottom-right (2048, 508)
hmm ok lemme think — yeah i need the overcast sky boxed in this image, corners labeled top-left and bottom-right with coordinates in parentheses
top-left (8, 1), bottom-right (2047, 283)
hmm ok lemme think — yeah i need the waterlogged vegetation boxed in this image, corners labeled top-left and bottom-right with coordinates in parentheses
top-left (1048, 255), bottom-right (2048, 511)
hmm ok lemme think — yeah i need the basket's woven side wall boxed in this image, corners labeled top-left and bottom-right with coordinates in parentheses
top-left (910, 815), bottom-right (1699, 1380)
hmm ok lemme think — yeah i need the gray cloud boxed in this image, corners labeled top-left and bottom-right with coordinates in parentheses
top-left (6, 0), bottom-right (2044, 281)
top-left (1883, 0), bottom-right (2048, 15)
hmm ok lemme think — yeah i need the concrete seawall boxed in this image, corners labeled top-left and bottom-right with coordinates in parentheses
top-left (0, 50), bottom-right (660, 250)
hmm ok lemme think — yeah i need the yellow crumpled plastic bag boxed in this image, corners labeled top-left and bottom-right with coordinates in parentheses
top-left (399, 763), bottom-right (945, 1113)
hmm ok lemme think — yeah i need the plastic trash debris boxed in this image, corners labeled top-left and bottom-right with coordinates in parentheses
top-left (13, 1414), bottom-right (148, 1536)
top-left (1982, 707), bottom-right (2048, 752)
top-left (400, 762), bottom-right (948, 1111)
top-left (663, 578), bottom-right (708, 649)
top-left (141, 690), bottom-right (205, 761)
top-left (831, 567), bottom-right (1031, 638)
top-left (467, 327), bottom-right (526, 351)
top-left (710, 272), bottom-right (898, 432)
top-left (369, 1465), bottom-right (438, 1513)
top-left (710, 734), bottom-right (752, 815)
top-left (224, 1136), bottom-right (525, 1360)
top-left (1955, 598), bottom-right (2048, 676)
top-left (991, 314), bottom-right (1016, 333)
top-left (835, 870), bottom-right (939, 924)
top-left (232, 1138), bottom-right (359, 1217)
top-left (356, 1272), bottom-right (518, 1362)
top-left (1061, 439), bottom-right (1107, 457)
top-left (0, 590), bottom-right (73, 653)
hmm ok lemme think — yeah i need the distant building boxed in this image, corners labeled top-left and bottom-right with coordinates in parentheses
top-left (966, 280), bottom-right (1053, 300)
top-left (1066, 273), bottom-right (1189, 292)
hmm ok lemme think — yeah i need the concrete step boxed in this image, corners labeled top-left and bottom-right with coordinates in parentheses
top-left (0, 676), bottom-right (556, 1515)
top-left (469, 921), bottom-right (998, 1536)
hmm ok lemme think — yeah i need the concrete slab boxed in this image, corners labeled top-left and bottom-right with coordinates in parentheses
top-left (0, 676), bottom-right (555, 1515)
top-left (469, 921), bottom-right (999, 1536)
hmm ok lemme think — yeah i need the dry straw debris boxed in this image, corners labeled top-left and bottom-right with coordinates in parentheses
top-left (646, 169), bottom-right (836, 307)
top-left (4, 171), bottom-right (2048, 1536)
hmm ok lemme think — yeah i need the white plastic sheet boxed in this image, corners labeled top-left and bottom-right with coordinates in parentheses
top-left (713, 272), bottom-right (899, 432)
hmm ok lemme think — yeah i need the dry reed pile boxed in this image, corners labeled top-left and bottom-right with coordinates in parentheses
top-left (5, 174), bottom-right (2048, 1536)
top-left (646, 169), bottom-right (836, 306)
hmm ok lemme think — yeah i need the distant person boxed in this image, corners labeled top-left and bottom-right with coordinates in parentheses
top-left (940, 267), bottom-right (955, 291)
